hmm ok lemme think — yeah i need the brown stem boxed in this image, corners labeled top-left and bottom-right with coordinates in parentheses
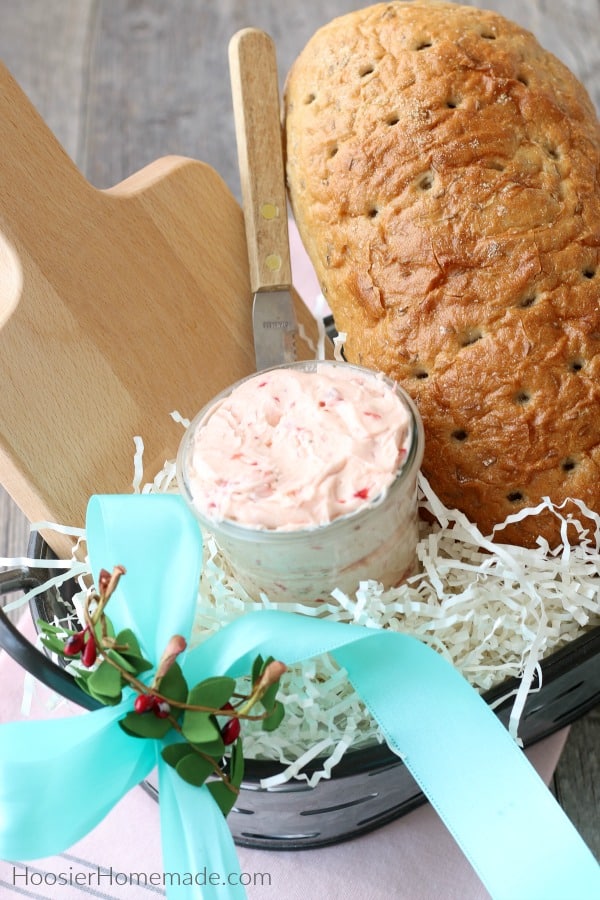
top-left (89, 565), bottom-right (126, 626)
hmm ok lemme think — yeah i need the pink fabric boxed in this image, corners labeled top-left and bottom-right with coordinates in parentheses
top-left (0, 613), bottom-right (568, 900)
top-left (288, 217), bottom-right (324, 310)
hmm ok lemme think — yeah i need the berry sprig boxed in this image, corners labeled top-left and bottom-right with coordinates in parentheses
top-left (37, 566), bottom-right (287, 816)
top-left (52, 565), bottom-right (127, 670)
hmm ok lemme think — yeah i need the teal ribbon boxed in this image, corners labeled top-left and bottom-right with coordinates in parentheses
top-left (0, 494), bottom-right (598, 899)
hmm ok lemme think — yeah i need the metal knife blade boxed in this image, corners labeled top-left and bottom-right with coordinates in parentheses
top-left (252, 288), bottom-right (297, 370)
top-left (229, 27), bottom-right (298, 371)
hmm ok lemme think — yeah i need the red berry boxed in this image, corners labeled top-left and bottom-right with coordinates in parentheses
top-left (63, 631), bottom-right (86, 657)
top-left (81, 634), bottom-right (97, 668)
top-left (221, 717), bottom-right (241, 745)
top-left (134, 693), bottom-right (157, 714)
top-left (153, 700), bottom-right (171, 719)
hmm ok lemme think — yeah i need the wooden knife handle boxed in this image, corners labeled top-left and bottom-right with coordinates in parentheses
top-left (229, 27), bottom-right (292, 294)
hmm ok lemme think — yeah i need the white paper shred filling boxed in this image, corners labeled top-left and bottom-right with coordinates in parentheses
top-left (132, 436), bottom-right (145, 493)
top-left (170, 409), bottom-right (191, 429)
top-left (333, 331), bottom-right (347, 361)
top-left (16, 366), bottom-right (599, 784)
top-left (2, 562), bottom-right (89, 613)
top-left (1, 520), bottom-right (90, 614)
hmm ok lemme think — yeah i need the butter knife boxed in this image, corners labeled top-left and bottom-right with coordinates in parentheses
top-left (229, 27), bottom-right (298, 371)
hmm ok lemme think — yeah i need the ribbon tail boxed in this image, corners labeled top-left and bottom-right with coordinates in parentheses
top-left (187, 610), bottom-right (600, 900)
top-left (0, 705), bottom-right (155, 860)
top-left (333, 631), bottom-right (600, 900)
top-left (158, 760), bottom-right (247, 899)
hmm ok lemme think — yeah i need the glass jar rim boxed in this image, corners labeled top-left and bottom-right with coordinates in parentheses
top-left (177, 359), bottom-right (424, 539)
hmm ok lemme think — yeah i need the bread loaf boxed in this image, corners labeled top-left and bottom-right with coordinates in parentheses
top-left (284, 0), bottom-right (600, 546)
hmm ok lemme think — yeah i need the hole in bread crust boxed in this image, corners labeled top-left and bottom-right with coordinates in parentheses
top-left (514, 390), bottom-right (531, 404)
top-left (460, 329), bottom-right (483, 347)
top-left (359, 64), bottom-right (375, 77)
top-left (480, 30), bottom-right (497, 40)
top-left (417, 172), bottom-right (434, 191)
top-left (507, 491), bottom-right (524, 502)
top-left (569, 358), bottom-right (585, 372)
top-left (517, 74), bottom-right (529, 86)
top-left (414, 369), bottom-right (429, 380)
top-left (386, 114), bottom-right (400, 126)
top-left (367, 207), bottom-right (379, 219)
top-left (304, 93), bottom-right (316, 105)
top-left (415, 41), bottom-right (433, 51)
top-left (329, 146), bottom-right (339, 158)
top-left (452, 429), bottom-right (468, 441)
top-left (518, 293), bottom-right (537, 308)
top-left (583, 268), bottom-right (596, 279)
top-left (486, 160), bottom-right (505, 171)
top-left (546, 146), bottom-right (560, 160)
top-left (561, 458), bottom-right (577, 472)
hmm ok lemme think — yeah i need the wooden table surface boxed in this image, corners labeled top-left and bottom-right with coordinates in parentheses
top-left (0, 0), bottom-right (598, 867)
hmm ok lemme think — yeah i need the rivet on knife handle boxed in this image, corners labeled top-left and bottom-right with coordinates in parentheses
top-left (229, 27), bottom-right (293, 294)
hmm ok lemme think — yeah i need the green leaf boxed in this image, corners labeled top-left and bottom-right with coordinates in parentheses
top-left (112, 629), bottom-right (152, 672)
top-left (260, 681), bottom-right (279, 713)
top-left (73, 672), bottom-right (93, 696)
top-left (207, 780), bottom-right (238, 817)
top-left (251, 654), bottom-right (264, 686)
top-left (161, 739), bottom-right (225, 768)
top-left (89, 691), bottom-right (122, 707)
top-left (93, 617), bottom-right (115, 642)
top-left (36, 619), bottom-right (75, 636)
top-left (161, 742), bottom-right (194, 769)
top-left (176, 752), bottom-right (216, 788)
top-left (87, 660), bottom-right (122, 704)
top-left (119, 711), bottom-right (171, 739)
top-left (229, 738), bottom-right (244, 789)
top-left (160, 662), bottom-right (188, 705)
top-left (181, 710), bottom-right (221, 745)
top-left (187, 676), bottom-right (235, 711)
top-left (114, 628), bottom-right (142, 656)
top-left (262, 700), bottom-right (285, 733)
top-left (106, 648), bottom-right (139, 674)
top-left (131, 657), bottom-right (154, 675)
top-left (39, 634), bottom-right (70, 656)
top-left (191, 734), bottom-right (225, 758)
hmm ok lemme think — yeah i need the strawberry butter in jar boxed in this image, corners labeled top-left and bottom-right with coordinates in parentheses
top-left (177, 360), bottom-right (424, 604)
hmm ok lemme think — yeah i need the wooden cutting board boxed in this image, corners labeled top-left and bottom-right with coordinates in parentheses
top-left (0, 61), bottom-right (321, 559)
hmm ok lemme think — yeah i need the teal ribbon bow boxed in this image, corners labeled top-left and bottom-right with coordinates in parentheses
top-left (0, 494), bottom-right (598, 899)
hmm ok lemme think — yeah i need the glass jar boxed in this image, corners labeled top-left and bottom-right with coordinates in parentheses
top-left (177, 360), bottom-right (424, 604)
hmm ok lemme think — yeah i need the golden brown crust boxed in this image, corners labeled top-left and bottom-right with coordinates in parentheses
top-left (284, 0), bottom-right (600, 546)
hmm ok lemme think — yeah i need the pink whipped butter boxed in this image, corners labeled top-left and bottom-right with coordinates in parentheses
top-left (178, 361), bottom-right (424, 603)
top-left (184, 365), bottom-right (412, 530)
